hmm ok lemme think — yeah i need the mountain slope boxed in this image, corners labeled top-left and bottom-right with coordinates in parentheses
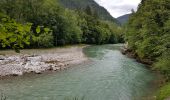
top-left (58, 0), bottom-right (118, 24)
top-left (117, 14), bottom-right (131, 25)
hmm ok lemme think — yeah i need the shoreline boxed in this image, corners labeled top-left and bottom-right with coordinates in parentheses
top-left (0, 45), bottom-right (88, 77)
top-left (121, 44), bottom-right (168, 99)
top-left (121, 47), bottom-right (154, 66)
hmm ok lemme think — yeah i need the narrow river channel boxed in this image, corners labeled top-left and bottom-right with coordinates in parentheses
top-left (0, 44), bottom-right (157, 100)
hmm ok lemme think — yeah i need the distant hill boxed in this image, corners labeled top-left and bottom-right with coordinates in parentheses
top-left (58, 0), bottom-right (119, 24)
top-left (117, 14), bottom-right (131, 25)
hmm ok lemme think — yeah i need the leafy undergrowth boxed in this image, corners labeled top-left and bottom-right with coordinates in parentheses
top-left (157, 83), bottom-right (170, 100)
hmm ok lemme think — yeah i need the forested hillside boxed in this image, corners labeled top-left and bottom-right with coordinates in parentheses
top-left (58, 0), bottom-right (119, 24)
top-left (117, 14), bottom-right (131, 25)
top-left (0, 0), bottom-right (123, 52)
top-left (125, 0), bottom-right (170, 99)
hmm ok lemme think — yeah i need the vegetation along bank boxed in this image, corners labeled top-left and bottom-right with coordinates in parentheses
top-left (124, 0), bottom-right (170, 99)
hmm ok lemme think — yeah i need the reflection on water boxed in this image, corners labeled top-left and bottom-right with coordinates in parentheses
top-left (0, 44), bottom-right (156, 100)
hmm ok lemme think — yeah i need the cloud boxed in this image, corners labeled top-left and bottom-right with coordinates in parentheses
top-left (94, 0), bottom-right (141, 18)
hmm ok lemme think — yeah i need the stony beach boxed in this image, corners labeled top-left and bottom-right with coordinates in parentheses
top-left (0, 46), bottom-right (87, 76)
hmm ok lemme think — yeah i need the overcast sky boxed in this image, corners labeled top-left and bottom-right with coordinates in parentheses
top-left (94, 0), bottom-right (141, 18)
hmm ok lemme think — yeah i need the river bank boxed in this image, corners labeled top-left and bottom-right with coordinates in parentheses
top-left (0, 46), bottom-right (88, 77)
top-left (121, 47), bottom-right (154, 66)
top-left (121, 44), bottom-right (170, 100)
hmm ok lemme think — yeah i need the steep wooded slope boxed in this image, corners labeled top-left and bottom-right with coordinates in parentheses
top-left (117, 14), bottom-right (131, 25)
top-left (58, 0), bottom-right (119, 24)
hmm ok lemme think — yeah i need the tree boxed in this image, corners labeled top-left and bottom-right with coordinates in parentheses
top-left (0, 13), bottom-right (31, 52)
top-left (85, 5), bottom-right (93, 16)
top-left (125, 0), bottom-right (170, 79)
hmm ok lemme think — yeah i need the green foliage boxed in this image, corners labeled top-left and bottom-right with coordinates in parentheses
top-left (32, 28), bottom-right (54, 48)
top-left (0, 0), bottom-right (123, 51)
top-left (125, 1), bottom-right (170, 98)
top-left (36, 26), bottom-right (41, 34)
top-left (58, 0), bottom-right (119, 24)
top-left (56, 9), bottom-right (83, 45)
top-left (0, 13), bottom-right (31, 52)
top-left (77, 11), bottom-right (122, 44)
top-left (124, 1), bottom-right (170, 99)
top-left (125, 0), bottom-right (170, 78)
top-left (156, 83), bottom-right (170, 100)
top-left (155, 51), bottom-right (170, 79)
top-left (117, 14), bottom-right (131, 25)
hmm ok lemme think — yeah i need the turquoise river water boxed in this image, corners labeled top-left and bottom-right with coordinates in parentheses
top-left (0, 44), bottom-right (157, 100)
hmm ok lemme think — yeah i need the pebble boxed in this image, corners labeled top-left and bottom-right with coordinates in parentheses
top-left (0, 55), bottom-right (5, 60)
top-left (12, 70), bottom-right (23, 76)
top-left (0, 47), bottom-right (87, 76)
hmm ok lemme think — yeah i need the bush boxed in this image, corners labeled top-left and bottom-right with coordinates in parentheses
top-left (33, 28), bottom-right (54, 48)
top-left (155, 51), bottom-right (170, 79)
top-left (156, 83), bottom-right (170, 100)
top-left (0, 13), bottom-right (31, 52)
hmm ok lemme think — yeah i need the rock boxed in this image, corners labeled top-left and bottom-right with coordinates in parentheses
top-left (53, 66), bottom-right (61, 71)
top-left (48, 65), bottom-right (54, 70)
top-left (35, 70), bottom-right (42, 74)
top-left (24, 62), bottom-right (45, 74)
top-left (19, 62), bottom-right (25, 65)
top-left (48, 64), bottom-right (60, 71)
top-left (0, 46), bottom-right (87, 77)
top-left (32, 62), bottom-right (41, 66)
top-left (27, 56), bottom-right (42, 62)
top-left (121, 48), bottom-right (127, 55)
top-left (0, 55), bottom-right (5, 60)
top-left (58, 63), bottom-right (65, 67)
top-left (48, 63), bottom-right (68, 71)
top-left (12, 70), bottom-right (23, 76)
top-left (31, 54), bottom-right (38, 57)
top-left (6, 56), bottom-right (18, 61)
top-left (24, 62), bottom-right (31, 69)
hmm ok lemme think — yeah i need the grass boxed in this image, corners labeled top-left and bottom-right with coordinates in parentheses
top-left (156, 82), bottom-right (170, 100)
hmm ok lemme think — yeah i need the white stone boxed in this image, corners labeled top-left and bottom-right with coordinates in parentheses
top-left (12, 70), bottom-right (23, 76)
top-left (0, 55), bottom-right (5, 60)
top-left (58, 63), bottom-right (65, 67)
top-left (53, 66), bottom-right (61, 71)
top-left (24, 62), bottom-right (31, 69)
top-left (35, 70), bottom-right (42, 74)
top-left (27, 56), bottom-right (42, 62)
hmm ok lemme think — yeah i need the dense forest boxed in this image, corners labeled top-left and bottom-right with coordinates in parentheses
top-left (0, 0), bottom-right (123, 52)
top-left (125, 0), bottom-right (170, 99)
top-left (58, 0), bottom-right (119, 24)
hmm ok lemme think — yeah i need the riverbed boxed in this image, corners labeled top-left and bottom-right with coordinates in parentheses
top-left (0, 44), bottom-right (158, 100)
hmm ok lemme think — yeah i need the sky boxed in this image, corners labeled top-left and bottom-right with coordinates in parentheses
top-left (94, 0), bottom-right (141, 18)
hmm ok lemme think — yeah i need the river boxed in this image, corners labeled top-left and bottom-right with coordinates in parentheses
top-left (0, 44), bottom-right (157, 100)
